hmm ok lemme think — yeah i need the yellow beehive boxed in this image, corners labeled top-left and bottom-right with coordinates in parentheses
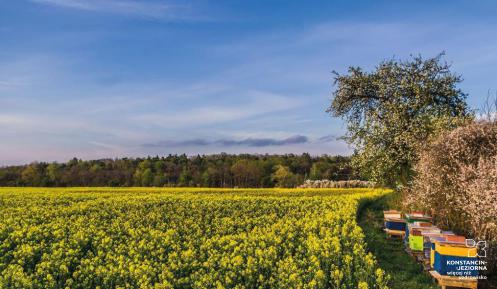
top-left (430, 237), bottom-right (477, 267)
top-left (437, 242), bottom-right (477, 256)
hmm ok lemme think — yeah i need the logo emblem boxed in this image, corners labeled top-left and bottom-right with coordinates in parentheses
top-left (466, 239), bottom-right (487, 258)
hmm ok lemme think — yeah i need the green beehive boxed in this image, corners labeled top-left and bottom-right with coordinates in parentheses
top-left (407, 225), bottom-right (441, 251)
top-left (405, 213), bottom-right (432, 223)
top-left (409, 230), bottom-right (424, 251)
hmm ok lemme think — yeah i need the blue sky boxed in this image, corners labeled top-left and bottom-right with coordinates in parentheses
top-left (1, 0), bottom-right (497, 165)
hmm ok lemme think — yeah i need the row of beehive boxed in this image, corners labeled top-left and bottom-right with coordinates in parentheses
top-left (383, 210), bottom-right (479, 277)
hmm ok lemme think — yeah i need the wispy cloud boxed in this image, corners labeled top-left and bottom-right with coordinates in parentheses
top-left (317, 135), bottom-right (337, 142)
top-left (143, 138), bottom-right (210, 147)
top-left (29, 0), bottom-right (193, 19)
top-left (133, 90), bottom-right (302, 128)
top-left (87, 141), bottom-right (125, 152)
top-left (0, 114), bottom-right (33, 126)
top-left (218, 135), bottom-right (308, 147)
top-left (0, 56), bottom-right (57, 92)
top-left (143, 135), bottom-right (309, 148)
top-left (141, 134), bottom-right (342, 148)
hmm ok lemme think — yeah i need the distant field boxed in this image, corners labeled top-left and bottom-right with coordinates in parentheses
top-left (0, 188), bottom-right (391, 289)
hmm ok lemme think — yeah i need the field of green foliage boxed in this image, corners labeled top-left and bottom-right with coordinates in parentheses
top-left (0, 188), bottom-right (390, 289)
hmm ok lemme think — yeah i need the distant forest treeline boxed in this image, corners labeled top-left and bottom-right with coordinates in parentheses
top-left (0, 154), bottom-right (359, 188)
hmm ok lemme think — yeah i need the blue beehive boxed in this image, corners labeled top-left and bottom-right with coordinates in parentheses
top-left (433, 251), bottom-right (480, 277)
top-left (385, 218), bottom-right (406, 231)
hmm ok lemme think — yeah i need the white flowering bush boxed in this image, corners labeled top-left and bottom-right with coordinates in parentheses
top-left (407, 120), bottom-right (497, 274)
top-left (299, 180), bottom-right (376, 188)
